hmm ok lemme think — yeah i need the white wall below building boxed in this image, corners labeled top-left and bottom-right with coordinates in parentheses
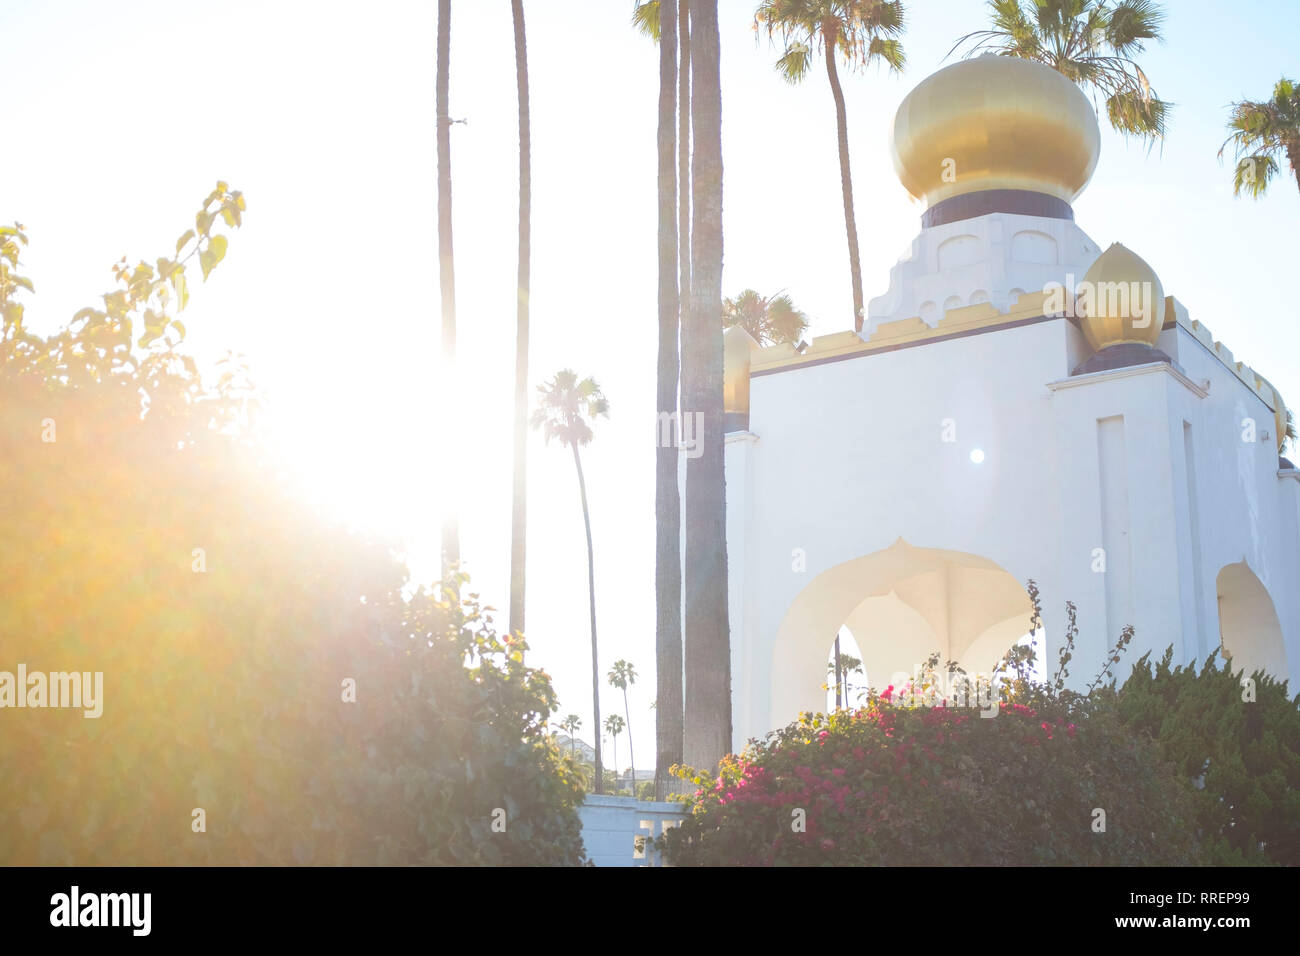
top-left (577, 795), bottom-right (685, 867)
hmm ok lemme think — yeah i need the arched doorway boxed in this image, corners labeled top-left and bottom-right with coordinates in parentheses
top-left (1216, 560), bottom-right (1287, 679)
top-left (772, 539), bottom-right (1036, 726)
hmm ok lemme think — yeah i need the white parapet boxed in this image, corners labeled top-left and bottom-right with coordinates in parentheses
top-left (577, 794), bottom-right (686, 867)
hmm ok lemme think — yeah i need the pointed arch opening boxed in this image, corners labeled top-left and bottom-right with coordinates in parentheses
top-left (1216, 560), bottom-right (1287, 679)
top-left (772, 540), bottom-right (1038, 727)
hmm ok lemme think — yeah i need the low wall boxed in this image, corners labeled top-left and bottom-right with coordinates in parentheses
top-left (578, 794), bottom-right (686, 867)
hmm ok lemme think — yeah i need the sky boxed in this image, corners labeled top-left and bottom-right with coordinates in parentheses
top-left (5, 0), bottom-right (1298, 768)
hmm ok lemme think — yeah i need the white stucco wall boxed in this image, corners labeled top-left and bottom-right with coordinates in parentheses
top-left (725, 307), bottom-right (1299, 750)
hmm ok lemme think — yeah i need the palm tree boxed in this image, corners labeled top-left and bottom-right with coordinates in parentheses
top-left (682, 0), bottom-right (730, 771)
top-left (827, 647), bottom-right (863, 707)
top-left (632, 0), bottom-right (687, 801)
top-left (952, 0), bottom-right (1170, 142)
top-left (1220, 78), bottom-right (1300, 198)
top-left (723, 289), bottom-right (810, 346)
top-left (509, 0), bottom-right (531, 638)
top-left (755, 1), bottom-right (906, 333)
top-left (557, 713), bottom-right (582, 757)
top-left (603, 714), bottom-right (626, 790)
top-left (607, 660), bottom-right (638, 796)
top-left (436, 0), bottom-right (459, 578)
top-left (531, 370), bottom-right (610, 793)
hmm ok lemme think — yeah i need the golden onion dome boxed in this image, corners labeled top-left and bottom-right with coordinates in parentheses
top-left (1078, 243), bottom-right (1166, 350)
top-left (891, 55), bottom-right (1101, 208)
top-left (723, 325), bottom-right (759, 428)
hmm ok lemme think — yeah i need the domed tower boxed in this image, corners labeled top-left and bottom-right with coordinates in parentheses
top-left (866, 55), bottom-right (1105, 333)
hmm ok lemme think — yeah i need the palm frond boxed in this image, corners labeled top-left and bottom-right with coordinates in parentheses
top-left (775, 42), bottom-right (813, 84)
top-left (631, 0), bottom-right (661, 41)
top-left (867, 36), bottom-right (906, 72)
top-left (1104, 87), bottom-right (1170, 139)
top-left (1229, 152), bottom-right (1279, 198)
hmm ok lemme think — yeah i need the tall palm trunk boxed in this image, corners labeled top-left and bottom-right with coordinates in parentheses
top-left (436, 0), bottom-right (459, 577)
top-left (834, 634), bottom-right (842, 708)
top-left (571, 443), bottom-right (603, 793)
top-left (678, 0), bottom-right (691, 351)
top-left (622, 686), bottom-right (636, 798)
top-left (509, 0), bottom-right (530, 637)
top-left (683, 0), bottom-right (730, 771)
top-left (654, 0), bottom-right (684, 802)
top-left (823, 23), bottom-right (864, 333)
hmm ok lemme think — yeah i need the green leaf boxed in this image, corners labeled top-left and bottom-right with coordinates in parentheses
top-left (171, 319), bottom-right (186, 342)
top-left (13, 276), bottom-right (33, 293)
top-left (175, 230), bottom-right (195, 254)
top-left (203, 235), bottom-right (228, 278)
top-left (104, 290), bottom-right (128, 318)
top-left (172, 271), bottom-right (189, 310)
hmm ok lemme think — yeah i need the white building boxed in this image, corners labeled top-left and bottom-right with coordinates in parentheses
top-left (722, 55), bottom-right (1299, 750)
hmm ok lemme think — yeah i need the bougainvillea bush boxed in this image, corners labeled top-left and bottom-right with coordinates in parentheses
top-left (662, 695), bottom-right (1203, 866)
top-left (662, 602), bottom-right (1207, 867)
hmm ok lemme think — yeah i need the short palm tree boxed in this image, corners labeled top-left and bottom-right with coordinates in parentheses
top-left (1220, 78), bottom-right (1300, 198)
top-left (607, 660), bottom-right (638, 796)
top-left (755, 0), bottom-right (906, 333)
top-left (723, 289), bottom-right (810, 346)
top-left (603, 713), bottom-right (626, 790)
top-left (532, 370), bottom-right (610, 793)
top-left (557, 713), bottom-right (582, 757)
top-left (952, 0), bottom-right (1170, 142)
top-left (827, 647), bottom-right (863, 707)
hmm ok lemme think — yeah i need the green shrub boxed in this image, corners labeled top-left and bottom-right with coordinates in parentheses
top-left (0, 195), bottom-right (585, 865)
top-left (1112, 648), bottom-right (1300, 865)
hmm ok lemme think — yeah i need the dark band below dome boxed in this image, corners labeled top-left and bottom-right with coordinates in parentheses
top-left (922, 189), bottom-right (1074, 228)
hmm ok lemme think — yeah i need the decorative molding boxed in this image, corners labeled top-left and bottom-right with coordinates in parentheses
top-left (1047, 360), bottom-right (1210, 398)
top-left (751, 313), bottom-right (1062, 377)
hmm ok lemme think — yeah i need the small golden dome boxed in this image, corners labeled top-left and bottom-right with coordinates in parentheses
top-left (1078, 243), bottom-right (1166, 350)
top-left (891, 55), bottom-right (1101, 207)
top-left (723, 326), bottom-right (759, 429)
